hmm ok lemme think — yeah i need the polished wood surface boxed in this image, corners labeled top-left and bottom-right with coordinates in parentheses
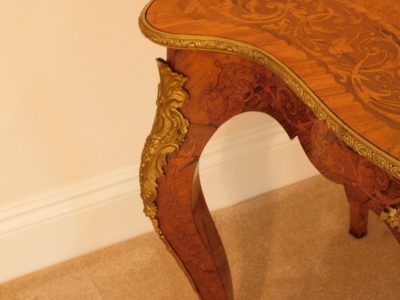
top-left (139, 1), bottom-right (400, 299)
top-left (144, 0), bottom-right (400, 166)
top-left (157, 48), bottom-right (400, 299)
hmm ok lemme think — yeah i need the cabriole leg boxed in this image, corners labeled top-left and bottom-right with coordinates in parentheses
top-left (139, 58), bottom-right (233, 299)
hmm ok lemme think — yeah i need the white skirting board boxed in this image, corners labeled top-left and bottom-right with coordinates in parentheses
top-left (0, 122), bottom-right (318, 284)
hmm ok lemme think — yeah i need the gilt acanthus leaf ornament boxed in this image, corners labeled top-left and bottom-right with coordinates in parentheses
top-left (139, 59), bottom-right (189, 234)
top-left (379, 206), bottom-right (400, 232)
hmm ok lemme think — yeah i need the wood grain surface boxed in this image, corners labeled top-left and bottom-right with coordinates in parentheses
top-left (139, 1), bottom-right (400, 299)
top-left (149, 49), bottom-right (400, 299)
top-left (144, 0), bottom-right (400, 163)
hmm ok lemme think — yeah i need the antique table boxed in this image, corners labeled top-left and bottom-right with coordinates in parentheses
top-left (138, 0), bottom-right (400, 298)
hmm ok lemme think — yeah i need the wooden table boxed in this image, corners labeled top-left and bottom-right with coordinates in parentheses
top-left (138, 0), bottom-right (400, 298)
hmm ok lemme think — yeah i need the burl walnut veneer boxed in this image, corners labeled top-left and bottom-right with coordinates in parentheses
top-left (138, 0), bottom-right (400, 299)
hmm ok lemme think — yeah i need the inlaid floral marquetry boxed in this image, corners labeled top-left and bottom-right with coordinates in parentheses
top-left (220, 0), bottom-right (400, 126)
top-left (145, 0), bottom-right (400, 128)
top-left (140, 0), bottom-right (400, 178)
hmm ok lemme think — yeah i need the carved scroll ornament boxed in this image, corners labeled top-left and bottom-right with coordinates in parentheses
top-left (139, 59), bottom-right (189, 234)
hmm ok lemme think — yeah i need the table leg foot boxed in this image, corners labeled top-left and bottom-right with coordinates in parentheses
top-left (348, 202), bottom-right (369, 239)
top-left (343, 185), bottom-right (369, 239)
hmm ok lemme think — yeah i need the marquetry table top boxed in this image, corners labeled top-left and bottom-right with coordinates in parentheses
top-left (139, 0), bottom-right (400, 178)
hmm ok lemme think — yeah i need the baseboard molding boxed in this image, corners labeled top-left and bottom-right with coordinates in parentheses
top-left (0, 168), bottom-right (149, 284)
top-left (0, 122), bottom-right (318, 283)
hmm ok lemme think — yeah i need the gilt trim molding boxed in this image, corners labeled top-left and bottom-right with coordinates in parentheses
top-left (138, 0), bottom-right (400, 180)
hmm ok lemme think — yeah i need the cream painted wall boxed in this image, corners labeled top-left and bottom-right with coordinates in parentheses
top-left (0, 0), bottom-right (161, 207)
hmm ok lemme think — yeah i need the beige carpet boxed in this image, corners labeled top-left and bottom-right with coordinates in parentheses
top-left (1, 175), bottom-right (400, 299)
